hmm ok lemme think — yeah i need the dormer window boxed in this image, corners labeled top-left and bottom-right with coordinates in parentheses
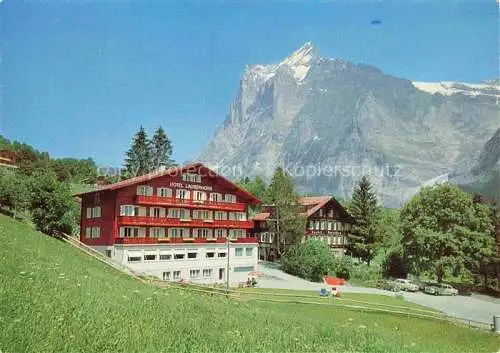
top-left (182, 173), bottom-right (201, 183)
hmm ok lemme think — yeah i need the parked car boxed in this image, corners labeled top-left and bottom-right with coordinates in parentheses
top-left (424, 283), bottom-right (458, 296)
top-left (381, 279), bottom-right (402, 292)
top-left (394, 278), bottom-right (419, 292)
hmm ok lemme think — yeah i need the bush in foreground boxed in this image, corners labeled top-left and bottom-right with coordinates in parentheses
top-left (281, 239), bottom-right (334, 281)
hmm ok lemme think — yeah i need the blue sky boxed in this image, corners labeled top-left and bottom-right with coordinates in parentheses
top-left (1, 1), bottom-right (498, 167)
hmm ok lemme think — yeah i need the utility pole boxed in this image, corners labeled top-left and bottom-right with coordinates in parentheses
top-left (226, 236), bottom-right (230, 294)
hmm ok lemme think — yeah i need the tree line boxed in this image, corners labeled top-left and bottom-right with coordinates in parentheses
top-left (239, 169), bottom-right (499, 289)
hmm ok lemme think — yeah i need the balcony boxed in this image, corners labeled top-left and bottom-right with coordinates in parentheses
top-left (135, 195), bottom-right (246, 211)
top-left (118, 216), bottom-right (254, 229)
top-left (114, 236), bottom-right (259, 245)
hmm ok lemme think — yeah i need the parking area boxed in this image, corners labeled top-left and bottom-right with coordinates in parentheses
top-left (256, 262), bottom-right (500, 324)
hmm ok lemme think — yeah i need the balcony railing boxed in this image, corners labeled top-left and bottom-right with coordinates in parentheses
top-left (118, 216), bottom-right (254, 229)
top-left (114, 237), bottom-right (259, 245)
top-left (135, 195), bottom-right (246, 211)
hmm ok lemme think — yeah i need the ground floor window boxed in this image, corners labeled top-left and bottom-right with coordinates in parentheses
top-left (234, 266), bottom-right (254, 273)
top-left (127, 255), bottom-right (141, 262)
top-left (159, 254), bottom-right (172, 261)
top-left (174, 253), bottom-right (185, 260)
top-left (206, 252), bottom-right (215, 259)
top-left (190, 269), bottom-right (200, 279)
top-left (162, 271), bottom-right (171, 280)
top-left (187, 252), bottom-right (198, 259)
top-left (144, 254), bottom-right (156, 261)
top-left (245, 247), bottom-right (253, 256)
top-left (203, 269), bottom-right (212, 278)
top-left (173, 271), bottom-right (181, 280)
top-left (218, 252), bottom-right (226, 258)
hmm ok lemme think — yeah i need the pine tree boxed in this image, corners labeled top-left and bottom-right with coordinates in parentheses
top-left (265, 167), bottom-right (306, 255)
top-left (124, 126), bottom-right (151, 177)
top-left (347, 175), bottom-right (380, 266)
top-left (150, 127), bottom-right (175, 170)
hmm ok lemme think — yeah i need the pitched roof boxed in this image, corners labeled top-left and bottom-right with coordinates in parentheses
top-left (74, 162), bottom-right (261, 204)
top-left (299, 196), bottom-right (333, 217)
top-left (252, 212), bottom-right (270, 221)
top-left (251, 196), bottom-right (352, 220)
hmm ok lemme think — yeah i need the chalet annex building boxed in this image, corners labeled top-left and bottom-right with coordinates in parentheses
top-left (77, 163), bottom-right (261, 284)
top-left (252, 196), bottom-right (353, 261)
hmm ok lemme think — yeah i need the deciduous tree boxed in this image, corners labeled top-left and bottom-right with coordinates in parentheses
top-left (400, 183), bottom-right (495, 283)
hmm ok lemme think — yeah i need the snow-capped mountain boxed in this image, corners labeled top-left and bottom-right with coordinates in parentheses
top-left (199, 43), bottom-right (500, 207)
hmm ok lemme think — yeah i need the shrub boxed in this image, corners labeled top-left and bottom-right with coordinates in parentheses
top-left (281, 239), bottom-right (334, 282)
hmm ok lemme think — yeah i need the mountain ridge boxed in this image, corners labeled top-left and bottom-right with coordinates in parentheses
top-left (200, 43), bottom-right (499, 207)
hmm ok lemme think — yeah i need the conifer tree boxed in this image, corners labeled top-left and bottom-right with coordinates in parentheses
top-left (150, 127), bottom-right (175, 170)
top-left (265, 167), bottom-right (306, 255)
top-left (347, 175), bottom-right (380, 266)
top-left (124, 126), bottom-right (151, 177)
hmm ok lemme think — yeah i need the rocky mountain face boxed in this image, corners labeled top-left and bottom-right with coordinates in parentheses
top-left (199, 43), bottom-right (500, 207)
top-left (453, 128), bottom-right (500, 201)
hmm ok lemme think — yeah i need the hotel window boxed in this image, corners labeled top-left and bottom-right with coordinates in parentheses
top-left (157, 187), bottom-right (172, 197)
top-left (187, 252), bottom-right (198, 259)
top-left (308, 221), bottom-right (314, 230)
top-left (314, 221), bottom-right (320, 230)
top-left (162, 272), bottom-right (171, 280)
top-left (321, 221), bottom-right (327, 230)
top-left (150, 207), bottom-right (164, 218)
top-left (190, 269), bottom-right (200, 279)
top-left (120, 227), bottom-right (140, 238)
top-left (137, 185), bottom-right (153, 196)
top-left (176, 189), bottom-right (190, 200)
top-left (245, 248), bottom-right (253, 256)
top-left (91, 227), bottom-right (101, 239)
top-left (215, 229), bottom-right (226, 238)
top-left (168, 228), bottom-right (189, 238)
top-left (86, 206), bottom-right (101, 219)
top-left (229, 212), bottom-right (246, 221)
top-left (327, 222), bottom-right (333, 231)
top-left (144, 254), bottom-right (156, 261)
top-left (193, 210), bottom-right (212, 220)
top-left (235, 248), bottom-right (243, 257)
top-left (224, 194), bottom-right (236, 203)
top-left (214, 211), bottom-right (227, 220)
top-left (195, 228), bottom-right (212, 238)
top-left (194, 191), bottom-right (206, 201)
top-left (174, 253), bottom-right (185, 260)
top-left (127, 253), bottom-right (142, 262)
top-left (319, 209), bottom-right (324, 217)
top-left (229, 229), bottom-right (245, 239)
top-left (159, 254), bottom-right (172, 261)
top-left (150, 227), bottom-right (165, 238)
top-left (168, 208), bottom-right (190, 219)
top-left (209, 193), bottom-right (222, 202)
top-left (173, 271), bottom-right (181, 280)
top-left (85, 227), bottom-right (91, 239)
top-left (182, 173), bottom-right (201, 183)
top-left (203, 269), bottom-right (212, 278)
top-left (206, 252), bottom-right (215, 259)
top-left (328, 209), bottom-right (334, 217)
top-left (218, 252), bottom-right (227, 258)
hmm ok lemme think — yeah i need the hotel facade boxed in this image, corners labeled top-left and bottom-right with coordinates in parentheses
top-left (77, 163), bottom-right (261, 284)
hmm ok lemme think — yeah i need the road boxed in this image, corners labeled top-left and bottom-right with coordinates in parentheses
top-left (256, 261), bottom-right (500, 325)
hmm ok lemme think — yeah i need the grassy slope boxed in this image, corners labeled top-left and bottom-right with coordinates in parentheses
top-left (0, 215), bottom-right (498, 353)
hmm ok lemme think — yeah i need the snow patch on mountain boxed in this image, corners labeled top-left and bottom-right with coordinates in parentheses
top-left (412, 81), bottom-right (500, 99)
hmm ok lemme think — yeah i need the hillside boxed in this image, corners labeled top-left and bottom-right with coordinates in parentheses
top-left (0, 215), bottom-right (498, 353)
top-left (199, 42), bottom-right (499, 207)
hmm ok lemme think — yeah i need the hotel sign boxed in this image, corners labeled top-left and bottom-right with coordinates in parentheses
top-left (169, 182), bottom-right (213, 192)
